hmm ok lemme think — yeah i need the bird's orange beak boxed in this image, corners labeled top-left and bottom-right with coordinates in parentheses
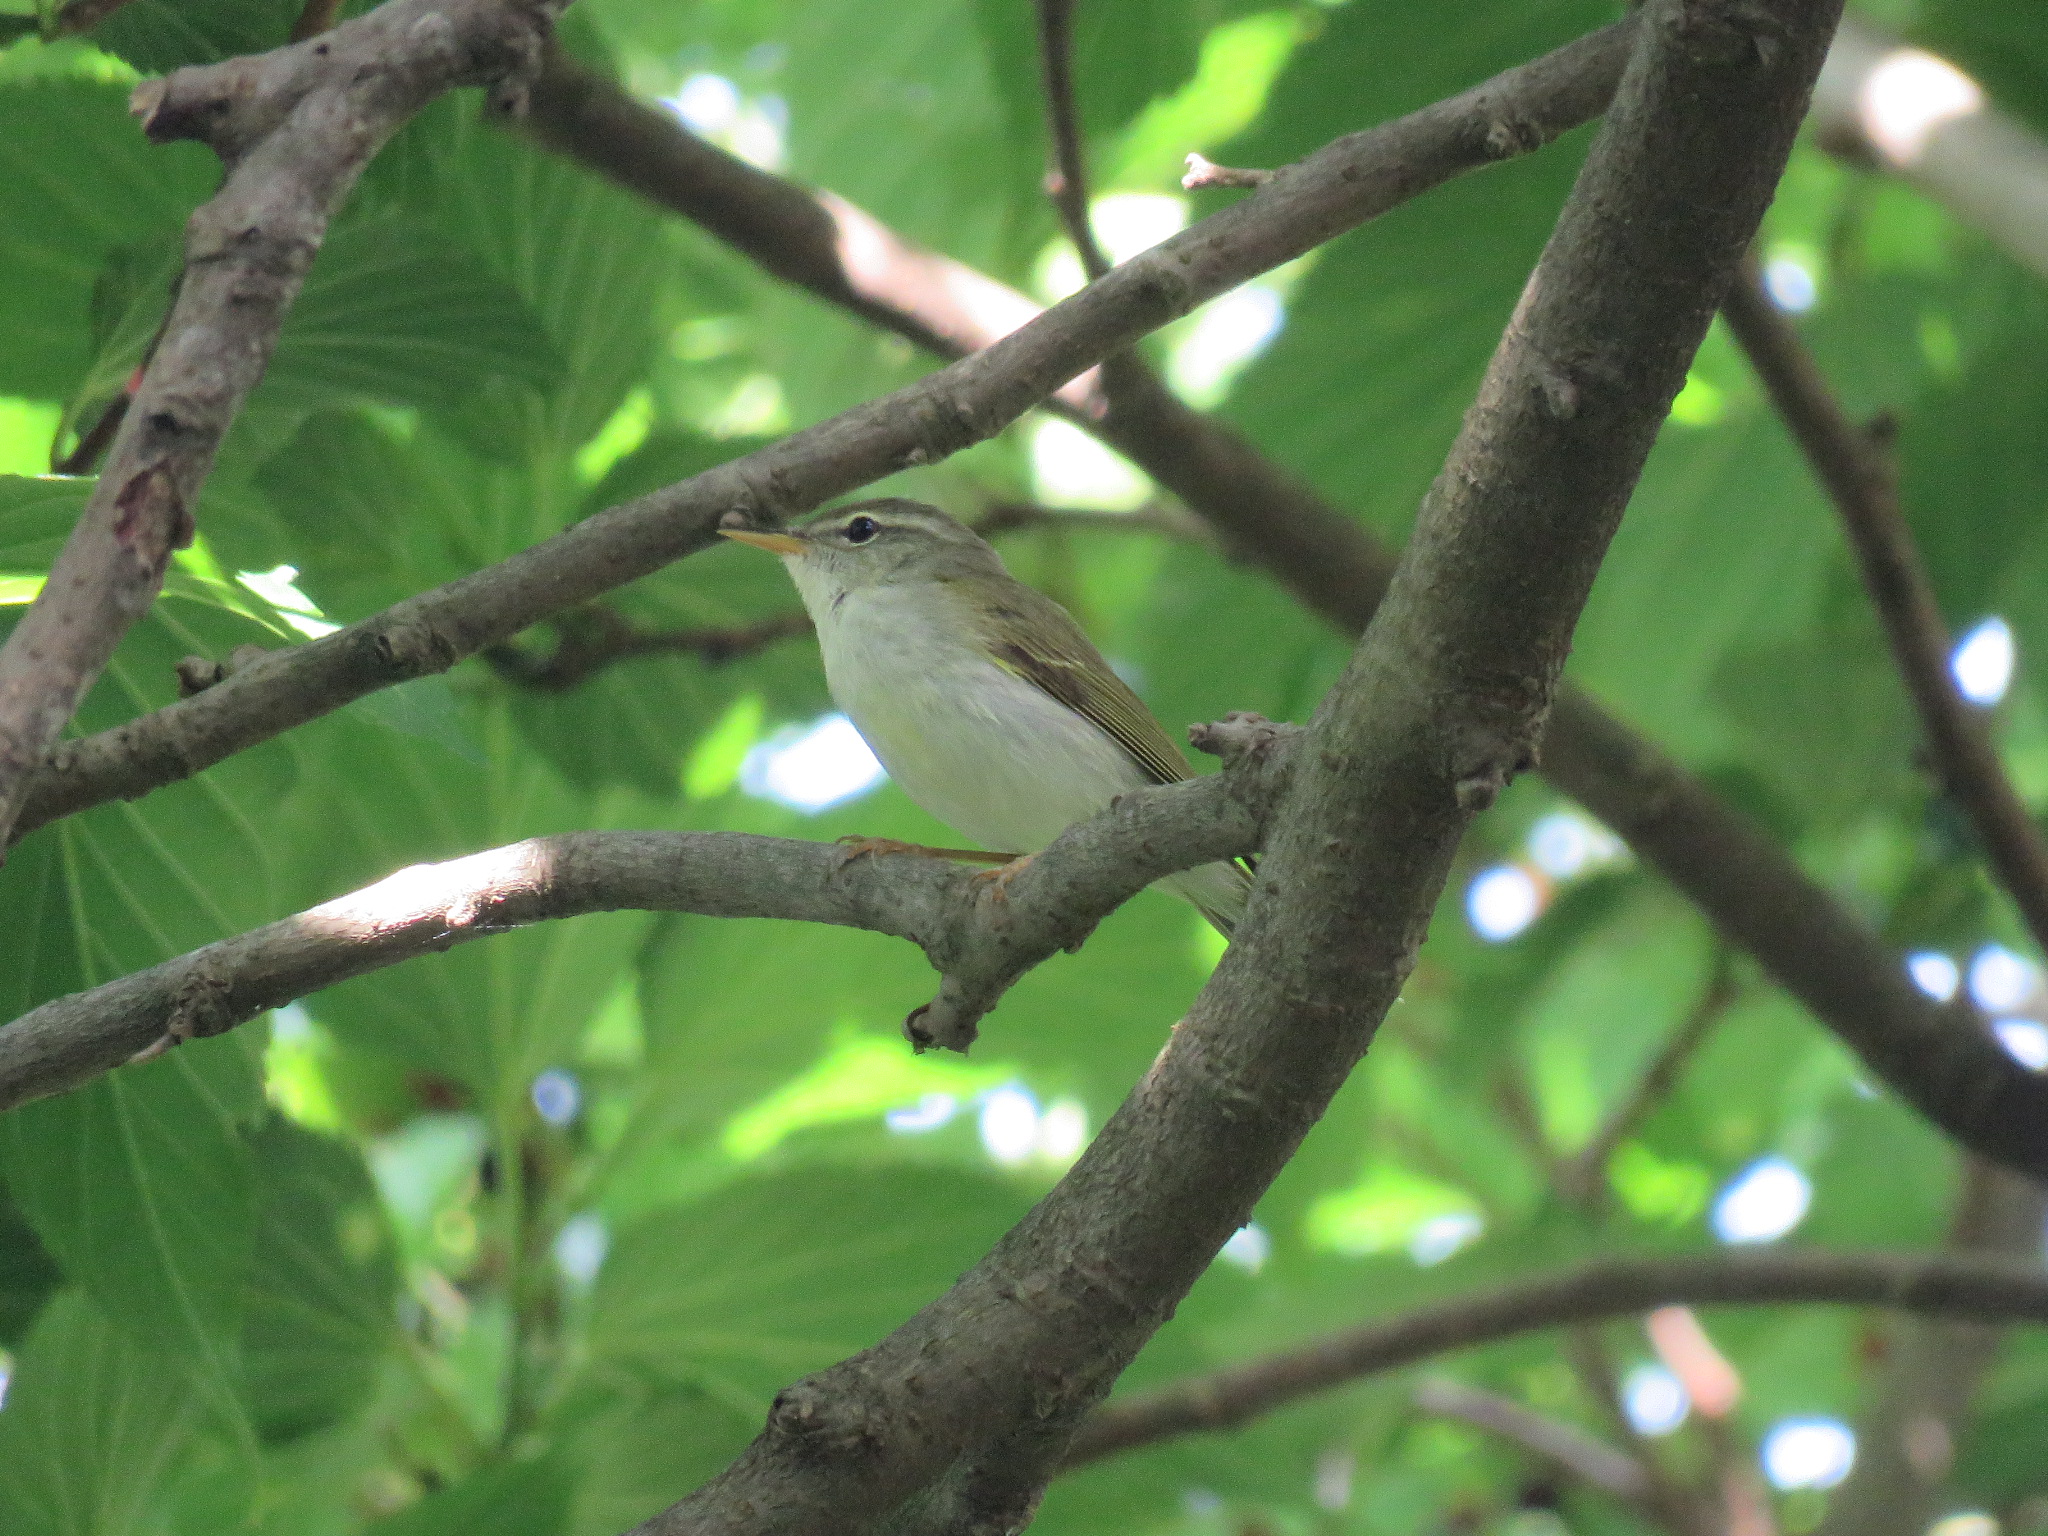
top-left (718, 527), bottom-right (807, 555)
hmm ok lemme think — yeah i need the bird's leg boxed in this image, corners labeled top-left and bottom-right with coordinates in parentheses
top-left (835, 836), bottom-right (1019, 866)
top-left (969, 852), bottom-right (1038, 903)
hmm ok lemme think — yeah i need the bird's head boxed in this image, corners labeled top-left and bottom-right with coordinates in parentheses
top-left (719, 498), bottom-right (1007, 613)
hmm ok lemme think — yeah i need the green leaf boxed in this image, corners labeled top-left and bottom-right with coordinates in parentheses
top-left (586, 1165), bottom-right (1030, 1408)
top-left (0, 1043), bottom-right (258, 1426)
top-left (782, 0), bottom-right (1041, 275)
top-left (1221, 0), bottom-right (1610, 536)
top-left (266, 215), bottom-right (566, 413)
top-left (0, 80), bottom-right (213, 398)
top-left (270, 704), bottom-right (651, 1103)
top-left (373, 104), bottom-right (687, 459)
top-left (0, 1176), bottom-right (61, 1344)
top-left (0, 1290), bottom-right (201, 1536)
top-left (365, 1451), bottom-right (573, 1536)
top-left (88, 0), bottom-right (302, 74)
top-left (241, 1117), bottom-right (401, 1444)
top-left (0, 471), bottom-right (92, 569)
top-left (565, 1387), bottom-right (757, 1536)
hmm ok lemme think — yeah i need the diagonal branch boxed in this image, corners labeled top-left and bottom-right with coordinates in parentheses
top-left (483, 609), bottom-right (811, 690)
top-left (13, 15), bottom-right (1633, 843)
top-left (1812, 15), bottom-right (2048, 284)
top-left (1720, 253), bottom-right (2048, 960)
top-left (504, 34), bottom-right (2048, 1181)
top-left (0, 0), bottom-right (566, 851)
top-left (631, 2), bottom-right (1841, 1529)
top-left (1065, 1249), bottom-right (2048, 1466)
top-left (0, 715), bottom-right (1292, 1112)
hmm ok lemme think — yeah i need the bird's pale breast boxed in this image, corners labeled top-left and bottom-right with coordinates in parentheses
top-left (814, 583), bottom-right (1150, 854)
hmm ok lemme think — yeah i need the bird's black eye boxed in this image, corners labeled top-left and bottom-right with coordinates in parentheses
top-left (844, 514), bottom-right (879, 545)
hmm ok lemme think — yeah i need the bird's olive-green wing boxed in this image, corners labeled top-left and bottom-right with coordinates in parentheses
top-left (960, 581), bottom-right (1191, 787)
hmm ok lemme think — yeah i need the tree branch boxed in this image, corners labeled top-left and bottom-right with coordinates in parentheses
top-left (1721, 253), bottom-right (2048, 966)
top-left (1065, 1248), bottom-right (2048, 1466)
top-left (0, 715), bottom-right (1292, 1111)
top-left (1034, 0), bottom-right (1111, 281)
top-left (499, 26), bottom-right (2048, 1183)
top-left (1812, 15), bottom-right (2048, 284)
top-left (13, 15), bottom-right (1633, 840)
top-left (0, 0), bottom-right (566, 851)
top-left (484, 609), bottom-right (811, 691)
top-left (627, 2), bottom-right (1840, 1528)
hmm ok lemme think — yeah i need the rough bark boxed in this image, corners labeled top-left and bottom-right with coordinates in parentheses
top-left (8, 14), bottom-right (1636, 849)
top-left (0, 719), bottom-right (1291, 1111)
top-left (627, 2), bottom-right (1841, 1528)
top-left (0, 0), bottom-right (566, 848)
top-left (513, 28), bottom-right (2048, 1180)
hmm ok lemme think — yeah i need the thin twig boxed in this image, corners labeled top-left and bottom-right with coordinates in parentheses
top-left (1182, 153), bottom-right (1275, 191)
top-left (1561, 947), bottom-right (1739, 1205)
top-left (52, 394), bottom-right (129, 477)
top-left (484, 609), bottom-right (810, 691)
top-left (1562, 1328), bottom-right (1715, 1536)
top-left (1065, 1248), bottom-right (2048, 1466)
top-left (1033, 0), bottom-right (1111, 281)
top-left (1721, 253), bottom-right (2048, 962)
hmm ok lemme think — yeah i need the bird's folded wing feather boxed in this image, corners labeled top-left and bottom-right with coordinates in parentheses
top-left (964, 582), bottom-right (1191, 787)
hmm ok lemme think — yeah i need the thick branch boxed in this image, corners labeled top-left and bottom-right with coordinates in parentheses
top-left (0, 716), bottom-right (1290, 1112)
top-left (502, 30), bottom-right (2048, 1181)
top-left (14, 16), bottom-right (1632, 842)
top-left (634, 3), bottom-right (1839, 1529)
top-left (1812, 15), bottom-right (2048, 284)
top-left (0, 0), bottom-right (564, 849)
top-left (1721, 255), bottom-right (2048, 963)
top-left (1066, 1249), bottom-right (2048, 1465)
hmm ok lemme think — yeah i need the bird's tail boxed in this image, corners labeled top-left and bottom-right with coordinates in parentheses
top-left (1164, 858), bottom-right (1254, 939)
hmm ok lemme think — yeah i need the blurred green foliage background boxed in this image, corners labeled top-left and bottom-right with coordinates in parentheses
top-left (2, 0), bottom-right (2048, 1532)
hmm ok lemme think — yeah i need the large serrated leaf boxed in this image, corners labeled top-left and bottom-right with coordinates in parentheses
top-left (241, 1117), bottom-right (401, 1444)
top-left (88, 0), bottom-right (302, 74)
top-left (0, 79), bottom-right (214, 398)
top-left (0, 1290), bottom-right (202, 1536)
top-left (586, 1165), bottom-right (1029, 1408)
top-left (267, 704), bottom-right (651, 1104)
top-left (0, 1045), bottom-right (258, 1431)
top-left (266, 215), bottom-right (566, 412)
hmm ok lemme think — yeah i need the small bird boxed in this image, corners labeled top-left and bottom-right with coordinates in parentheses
top-left (720, 498), bottom-right (1250, 935)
